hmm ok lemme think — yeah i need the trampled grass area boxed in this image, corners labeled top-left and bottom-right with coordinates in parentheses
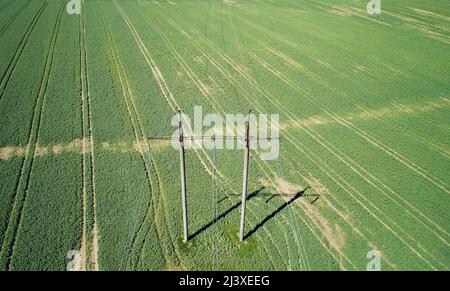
top-left (0, 0), bottom-right (449, 270)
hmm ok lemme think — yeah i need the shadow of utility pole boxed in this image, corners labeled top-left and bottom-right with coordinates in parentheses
top-left (189, 187), bottom-right (266, 241)
top-left (244, 186), bottom-right (311, 240)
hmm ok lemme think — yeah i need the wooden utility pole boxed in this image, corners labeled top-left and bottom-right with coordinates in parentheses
top-left (239, 111), bottom-right (251, 242)
top-left (179, 111), bottom-right (189, 242)
top-left (148, 109), bottom-right (279, 243)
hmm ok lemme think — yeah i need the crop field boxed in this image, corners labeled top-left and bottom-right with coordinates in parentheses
top-left (0, 0), bottom-right (449, 271)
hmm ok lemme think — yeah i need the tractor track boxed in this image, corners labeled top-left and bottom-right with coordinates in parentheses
top-left (171, 9), bottom-right (450, 245)
top-left (133, 2), bottom-right (337, 269)
top-left (126, 1), bottom-right (289, 269)
top-left (153, 5), bottom-right (292, 264)
top-left (116, 1), bottom-right (283, 269)
top-left (260, 44), bottom-right (450, 160)
top-left (153, 7), bottom-right (357, 268)
top-left (80, 0), bottom-right (99, 271)
top-left (191, 4), bottom-right (450, 194)
top-left (113, 0), bottom-right (240, 269)
top-left (153, 6), bottom-right (446, 269)
top-left (98, 2), bottom-right (179, 270)
top-left (0, 0), bottom-right (14, 12)
top-left (0, 0), bottom-right (32, 37)
top-left (230, 6), bottom-right (450, 132)
top-left (79, 3), bottom-right (88, 271)
top-left (0, 1), bottom-right (64, 270)
top-left (0, 1), bottom-right (48, 102)
top-left (244, 49), bottom-right (450, 195)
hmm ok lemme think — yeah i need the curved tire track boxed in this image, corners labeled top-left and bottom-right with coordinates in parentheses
top-left (0, 1), bottom-right (48, 102)
top-left (0, 2), bottom-right (64, 270)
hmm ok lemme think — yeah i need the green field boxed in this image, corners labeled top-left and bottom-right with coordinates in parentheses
top-left (0, 0), bottom-right (449, 271)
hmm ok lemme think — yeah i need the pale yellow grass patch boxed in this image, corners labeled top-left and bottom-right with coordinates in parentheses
top-left (101, 141), bottom-right (130, 153)
top-left (35, 146), bottom-right (48, 157)
top-left (259, 175), bottom-right (303, 195)
top-left (52, 139), bottom-right (86, 155)
top-left (300, 199), bottom-right (346, 268)
top-left (149, 140), bottom-right (172, 153)
top-left (260, 177), bottom-right (348, 269)
top-left (279, 98), bottom-right (450, 132)
top-left (0, 147), bottom-right (20, 160)
top-left (261, 174), bottom-right (347, 267)
top-left (16, 147), bottom-right (28, 159)
top-left (91, 224), bottom-right (100, 271)
top-left (207, 75), bottom-right (224, 93)
top-left (193, 55), bottom-right (204, 64)
top-left (279, 116), bottom-right (330, 131)
top-left (303, 176), bottom-right (347, 265)
top-left (135, 139), bottom-right (171, 154)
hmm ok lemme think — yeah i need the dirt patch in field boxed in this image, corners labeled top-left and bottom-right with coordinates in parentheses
top-left (133, 140), bottom-right (148, 154)
top-left (35, 146), bottom-right (48, 157)
top-left (0, 147), bottom-right (15, 160)
top-left (300, 198), bottom-right (346, 259)
top-left (1, 139), bottom-right (87, 160)
top-left (279, 98), bottom-right (450, 133)
top-left (1, 138), bottom-right (174, 160)
top-left (279, 116), bottom-right (330, 131)
top-left (149, 140), bottom-right (172, 152)
top-left (259, 176), bottom-right (305, 197)
top-left (91, 224), bottom-right (100, 271)
top-left (207, 76), bottom-right (224, 93)
top-left (52, 139), bottom-right (86, 155)
top-left (302, 116), bottom-right (330, 126)
top-left (17, 147), bottom-right (29, 158)
top-left (0, 145), bottom-right (33, 160)
top-left (304, 176), bottom-right (327, 195)
top-left (276, 176), bottom-right (303, 195)
top-left (79, 235), bottom-right (87, 271)
top-left (303, 175), bottom-right (399, 269)
top-left (101, 142), bottom-right (130, 153)
top-left (0, 146), bottom-right (26, 160)
top-left (304, 176), bottom-right (403, 270)
top-left (134, 140), bottom-right (171, 154)
top-left (193, 55), bottom-right (205, 64)
top-left (334, 224), bottom-right (346, 249)
top-left (262, 175), bottom-right (347, 263)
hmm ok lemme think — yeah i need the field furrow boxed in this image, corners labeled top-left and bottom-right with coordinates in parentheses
top-left (0, 0), bottom-right (448, 271)
top-left (0, 1), bottom-right (65, 270)
top-left (0, 1), bottom-right (47, 102)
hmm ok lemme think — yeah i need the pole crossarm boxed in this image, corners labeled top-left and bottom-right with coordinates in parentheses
top-left (151, 110), bottom-right (280, 243)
